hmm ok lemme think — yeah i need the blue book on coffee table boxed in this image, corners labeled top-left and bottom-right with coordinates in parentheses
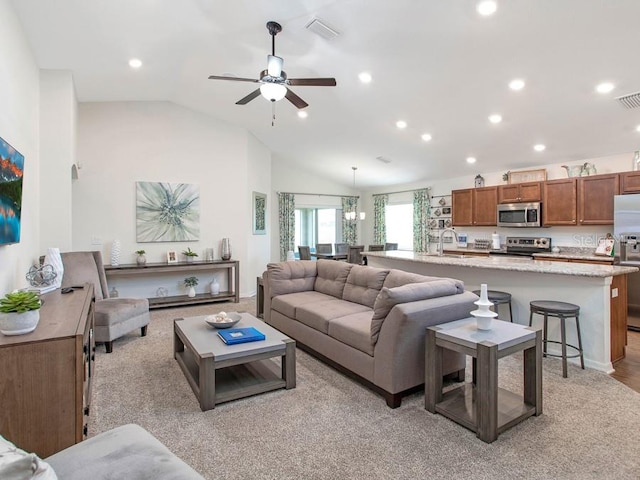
top-left (217, 327), bottom-right (266, 345)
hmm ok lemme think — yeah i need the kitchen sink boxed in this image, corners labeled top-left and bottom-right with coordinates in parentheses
top-left (421, 253), bottom-right (468, 259)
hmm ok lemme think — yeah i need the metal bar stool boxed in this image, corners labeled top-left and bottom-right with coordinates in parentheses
top-left (528, 300), bottom-right (584, 378)
top-left (472, 290), bottom-right (513, 322)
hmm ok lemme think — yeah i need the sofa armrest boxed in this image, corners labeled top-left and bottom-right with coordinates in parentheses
top-left (45, 424), bottom-right (204, 480)
top-left (373, 291), bottom-right (477, 394)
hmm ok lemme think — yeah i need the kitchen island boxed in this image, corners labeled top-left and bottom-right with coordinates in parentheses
top-left (365, 251), bottom-right (638, 373)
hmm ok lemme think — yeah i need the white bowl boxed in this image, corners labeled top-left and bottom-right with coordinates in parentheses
top-left (204, 312), bottom-right (241, 329)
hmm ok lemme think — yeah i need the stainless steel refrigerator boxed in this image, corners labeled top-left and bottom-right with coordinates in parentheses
top-left (614, 194), bottom-right (640, 330)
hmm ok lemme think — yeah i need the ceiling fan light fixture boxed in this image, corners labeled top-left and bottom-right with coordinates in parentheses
top-left (260, 83), bottom-right (287, 102)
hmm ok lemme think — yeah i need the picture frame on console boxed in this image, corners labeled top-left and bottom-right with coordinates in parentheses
top-left (252, 191), bottom-right (267, 235)
top-left (167, 250), bottom-right (178, 264)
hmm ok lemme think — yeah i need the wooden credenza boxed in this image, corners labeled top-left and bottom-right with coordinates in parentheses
top-left (0, 285), bottom-right (95, 457)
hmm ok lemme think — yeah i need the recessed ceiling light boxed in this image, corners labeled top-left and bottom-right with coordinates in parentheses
top-left (396, 120), bottom-right (407, 129)
top-left (533, 144), bottom-right (546, 152)
top-left (509, 79), bottom-right (525, 91)
top-left (466, 157), bottom-right (477, 164)
top-left (298, 111), bottom-right (308, 119)
top-left (128, 58), bottom-right (142, 69)
top-left (636, 125), bottom-right (640, 132)
top-left (421, 133), bottom-right (432, 142)
top-left (488, 114), bottom-right (502, 124)
top-left (596, 82), bottom-right (615, 94)
top-left (358, 72), bottom-right (372, 83)
top-left (477, 1), bottom-right (498, 16)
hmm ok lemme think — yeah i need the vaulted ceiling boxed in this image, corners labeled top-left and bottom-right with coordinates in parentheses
top-left (11, 0), bottom-right (640, 187)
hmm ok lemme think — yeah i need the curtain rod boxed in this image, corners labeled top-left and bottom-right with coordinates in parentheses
top-left (372, 187), bottom-right (430, 196)
top-left (277, 191), bottom-right (359, 198)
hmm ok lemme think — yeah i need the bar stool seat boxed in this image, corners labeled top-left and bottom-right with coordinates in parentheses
top-left (472, 289), bottom-right (513, 322)
top-left (529, 300), bottom-right (584, 378)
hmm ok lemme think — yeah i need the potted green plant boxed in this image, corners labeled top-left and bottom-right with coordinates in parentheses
top-left (184, 276), bottom-right (198, 298)
top-left (135, 249), bottom-right (147, 266)
top-left (182, 247), bottom-right (199, 263)
top-left (0, 291), bottom-right (42, 336)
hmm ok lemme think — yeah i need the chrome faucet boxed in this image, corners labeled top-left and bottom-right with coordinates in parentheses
top-left (438, 228), bottom-right (458, 256)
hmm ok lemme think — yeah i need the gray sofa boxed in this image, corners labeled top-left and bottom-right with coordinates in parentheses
top-left (46, 424), bottom-right (204, 479)
top-left (263, 260), bottom-right (478, 407)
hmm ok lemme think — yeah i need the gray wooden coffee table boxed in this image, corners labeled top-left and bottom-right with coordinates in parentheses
top-left (174, 312), bottom-right (296, 411)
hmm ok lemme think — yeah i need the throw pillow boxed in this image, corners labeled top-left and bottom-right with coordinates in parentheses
top-left (0, 434), bottom-right (58, 480)
top-left (370, 280), bottom-right (459, 343)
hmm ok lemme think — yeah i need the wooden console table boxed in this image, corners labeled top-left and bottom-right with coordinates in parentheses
top-left (105, 260), bottom-right (240, 309)
top-left (0, 285), bottom-right (95, 457)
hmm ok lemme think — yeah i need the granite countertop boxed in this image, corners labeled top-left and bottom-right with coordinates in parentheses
top-left (364, 250), bottom-right (637, 278)
top-left (443, 246), bottom-right (614, 263)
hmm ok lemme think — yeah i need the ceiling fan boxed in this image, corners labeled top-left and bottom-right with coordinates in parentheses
top-left (208, 21), bottom-right (336, 109)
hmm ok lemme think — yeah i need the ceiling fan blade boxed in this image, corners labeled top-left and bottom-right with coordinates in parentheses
top-left (287, 78), bottom-right (337, 87)
top-left (236, 89), bottom-right (262, 105)
top-left (285, 88), bottom-right (309, 109)
top-left (208, 75), bottom-right (260, 83)
top-left (267, 55), bottom-right (283, 77)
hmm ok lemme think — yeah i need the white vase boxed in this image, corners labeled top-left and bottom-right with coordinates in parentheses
top-left (286, 250), bottom-right (295, 261)
top-left (44, 247), bottom-right (63, 289)
top-left (136, 254), bottom-right (146, 266)
top-left (0, 310), bottom-right (40, 336)
top-left (187, 286), bottom-right (196, 298)
top-left (210, 278), bottom-right (220, 295)
top-left (221, 238), bottom-right (231, 261)
top-left (471, 284), bottom-right (497, 330)
top-left (111, 240), bottom-right (121, 266)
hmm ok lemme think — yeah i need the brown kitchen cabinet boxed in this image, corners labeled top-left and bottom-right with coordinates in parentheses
top-left (498, 181), bottom-right (542, 204)
top-left (452, 186), bottom-right (497, 226)
top-left (0, 285), bottom-right (95, 458)
top-left (577, 174), bottom-right (619, 225)
top-left (620, 171), bottom-right (640, 194)
top-left (543, 178), bottom-right (577, 225)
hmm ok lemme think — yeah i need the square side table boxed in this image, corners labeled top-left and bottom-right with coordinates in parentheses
top-left (425, 317), bottom-right (542, 443)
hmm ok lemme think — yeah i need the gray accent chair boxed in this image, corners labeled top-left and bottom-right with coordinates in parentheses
top-left (60, 251), bottom-right (150, 353)
top-left (298, 246), bottom-right (311, 260)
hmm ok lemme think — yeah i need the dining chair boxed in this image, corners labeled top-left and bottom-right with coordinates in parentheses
top-left (298, 246), bottom-right (311, 260)
top-left (368, 244), bottom-right (385, 251)
top-left (316, 243), bottom-right (333, 254)
top-left (335, 243), bottom-right (349, 254)
top-left (384, 243), bottom-right (398, 251)
top-left (347, 245), bottom-right (365, 264)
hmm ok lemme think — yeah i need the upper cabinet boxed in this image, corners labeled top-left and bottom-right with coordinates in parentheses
top-left (577, 173), bottom-right (619, 225)
top-left (620, 171), bottom-right (640, 194)
top-left (543, 178), bottom-right (577, 226)
top-left (498, 182), bottom-right (542, 204)
top-left (452, 186), bottom-right (497, 226)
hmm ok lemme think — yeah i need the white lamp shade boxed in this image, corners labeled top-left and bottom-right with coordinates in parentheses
top-left (260, 83), bottom-right (287, 101)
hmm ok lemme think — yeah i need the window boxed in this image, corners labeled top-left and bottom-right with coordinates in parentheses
top-left (385, 203), bottom-right (413, 250)
top-left (295, 208), bottom-right (343, 253)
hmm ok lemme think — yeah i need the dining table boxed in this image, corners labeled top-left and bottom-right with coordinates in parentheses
top-left (310, 251), bottom-right (348, 261)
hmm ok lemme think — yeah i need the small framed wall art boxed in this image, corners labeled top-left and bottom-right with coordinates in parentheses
top-left (252, 191), bottom-right (267, 235)
top-left (167, 250), bottom-right (178, 264)
top-left (507, 169), bottom-right (547, 184)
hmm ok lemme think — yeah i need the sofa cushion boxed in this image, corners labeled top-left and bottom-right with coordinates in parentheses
top-left (297, 299), bottom-right (371, 334)
top-left (342, 265), bottom-right (390, 308)
top-left (271, 291), bottom-right (335, 319)
top-left (383, 269), bottom-right (464, 291)
top-left (314, 260), bottom-right (353, 298)
top-left (267, 261), bottom-right (317, 297)
top-left (370, 279), bottom-right (461, 343)
top-left (328, 311), bottom-right (375, 356)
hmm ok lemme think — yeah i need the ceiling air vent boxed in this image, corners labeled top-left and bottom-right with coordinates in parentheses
top-left (376, 156), bottom-right (392, 164)
top-left (305, 18), bottom-right (340, 40)
top-left (615, 91), bottom-right (640, 109)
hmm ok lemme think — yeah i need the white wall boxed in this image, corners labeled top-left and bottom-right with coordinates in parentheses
top-left (361, 152), bottom-right (635, 249)
top-left (0, 0), bottom-right (40, 294)
top-left (75, 101), bottom-right (270, 297)
top-left (39, 70), bottom-right (76, 252)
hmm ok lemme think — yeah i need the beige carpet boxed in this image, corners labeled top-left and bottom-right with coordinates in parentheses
top-left (89, 299), bottom-right (640, 479)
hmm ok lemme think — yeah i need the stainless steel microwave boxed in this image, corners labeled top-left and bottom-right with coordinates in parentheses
top-left (497, 202), bottom-right (542, 227)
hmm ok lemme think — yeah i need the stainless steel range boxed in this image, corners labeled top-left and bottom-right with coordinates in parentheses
top-left (491, 236), bottom-right (552, 257)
